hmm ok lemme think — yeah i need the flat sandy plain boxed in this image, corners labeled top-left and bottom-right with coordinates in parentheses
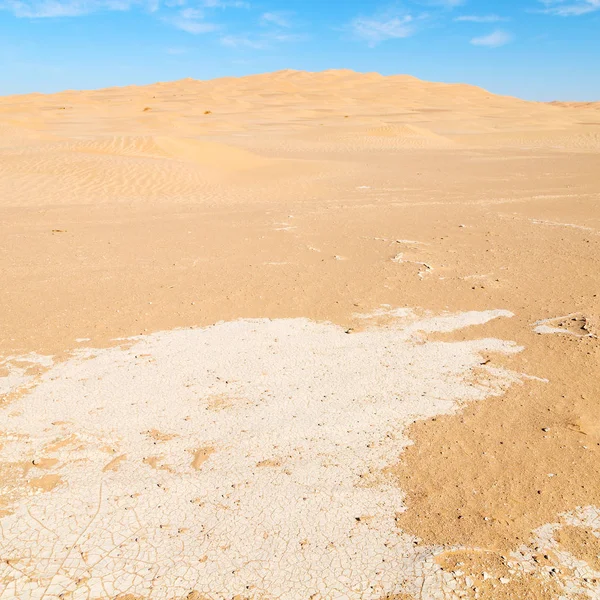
top-left (1, 69), bottom-right (600, 599)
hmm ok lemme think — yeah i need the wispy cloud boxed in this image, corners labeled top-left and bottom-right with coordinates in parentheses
top-left (0, 0), bottom-right (247, 18)
top-left (201, 0), bottom-right (248, 7)
top-left (455, 14), bottom-right (508, 23)
top-left (421, 0), bottom-right (465, 6)
top-left (167, 7), bottom-right (218, 33)
top-left (2, 0), bottom-right (148, 17)
top-left (470, 29), bottom-right (513, 47)
top-left (260, 10), bottom-right (290, 28)
top-left (538, 0), bottom-right (600, 15)
top-left (348, 10), bottom-right (415, 47)
top-left (220, 34), bottom-right (265, 48)
top-left (160, 0), bottom-right (249, 34)
top-left (220, 8), bottom-right (302, 50)
top-left (220, 31), bottom-right (303, 49)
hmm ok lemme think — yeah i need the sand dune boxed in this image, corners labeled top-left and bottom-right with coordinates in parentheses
top-left (1, 70), bottom-right (600, 599)
top-left (1, 69), bottom-right (598, 149)
top-left (550, 101), bottom-right (600, 110)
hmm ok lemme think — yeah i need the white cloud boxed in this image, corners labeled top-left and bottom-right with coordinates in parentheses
top-left (170, 19), bottom-right (217, 32)
top-left (422, 0), bottom-right (465, 6)
top-left (0, 0), bottom-right (248, 17)
top-left (539, 0), bottom-right (600, 15)
top-left (4, 0), bottom-right (84, 17)
top-left (159, 0), bottom-right (249, 33)
top-left (220, 34), bottom-right (265, 48)
top-left (201, 0), bottom-right (248, 7)
top-left (2, 0), bottom-right (146, 17)
top-left (179, 7), bottom-right (199, 18)
top-left (455, 14), bottom-right (508, 22)
top-left (349, 12), bottom-right (415, 46)
top-left (269, 32), bottom-right (304, 42)
top-left (167, 7), bottom-right (218, 33)
top-left (260, 10), bottom-right (291, 27)
top-left (220, 8), bottom-right (301, 50)
top-left (470, 29), bottom-right (513, 47)
top-left (220, 31), bottom-right (303, 49)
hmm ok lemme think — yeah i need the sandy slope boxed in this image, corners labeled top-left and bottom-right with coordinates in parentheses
top-left (1, 70), bottom-right (600, 599)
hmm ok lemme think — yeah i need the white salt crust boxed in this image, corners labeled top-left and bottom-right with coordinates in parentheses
top-left (0, 353), bottom-right (53, 397)
top-left (1, 310), bottom-right (597, 599)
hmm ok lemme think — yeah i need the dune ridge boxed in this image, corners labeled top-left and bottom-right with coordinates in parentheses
top-left (1, 69), bottom-right (598, 150)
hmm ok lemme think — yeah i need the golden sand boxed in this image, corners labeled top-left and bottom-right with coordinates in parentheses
top-left (1, 70), bottom-right (599, 599)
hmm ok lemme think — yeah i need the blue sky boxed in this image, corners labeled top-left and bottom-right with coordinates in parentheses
top-left (0, 0), bottom-right (598, 99)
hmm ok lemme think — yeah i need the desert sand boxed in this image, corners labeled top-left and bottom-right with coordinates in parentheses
top-left (1, 69), bottom-right (599, 599)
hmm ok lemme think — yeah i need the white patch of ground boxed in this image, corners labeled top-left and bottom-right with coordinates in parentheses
top-left (534, 314), bottom-right (596, 338)
top-left (395, 239), bottom-right (426, 246)
top-left (353, 305), bottom-right (414, 320)
top-left (391, 253), bottom-right (433, 278)
top-left (0, 353), bottom-right (53, 398)
top-left (0, 310), bottom-right (540, 599)
top-left (535, 324), bottom-right (580, 335)
top-left (531, 218), bottom-right (596, 233)
top-left (525, 506), bottom-right (600, 598)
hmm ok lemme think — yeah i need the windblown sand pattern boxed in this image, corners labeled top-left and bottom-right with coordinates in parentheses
top-left (1, 70), bottom-right (600, 599)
